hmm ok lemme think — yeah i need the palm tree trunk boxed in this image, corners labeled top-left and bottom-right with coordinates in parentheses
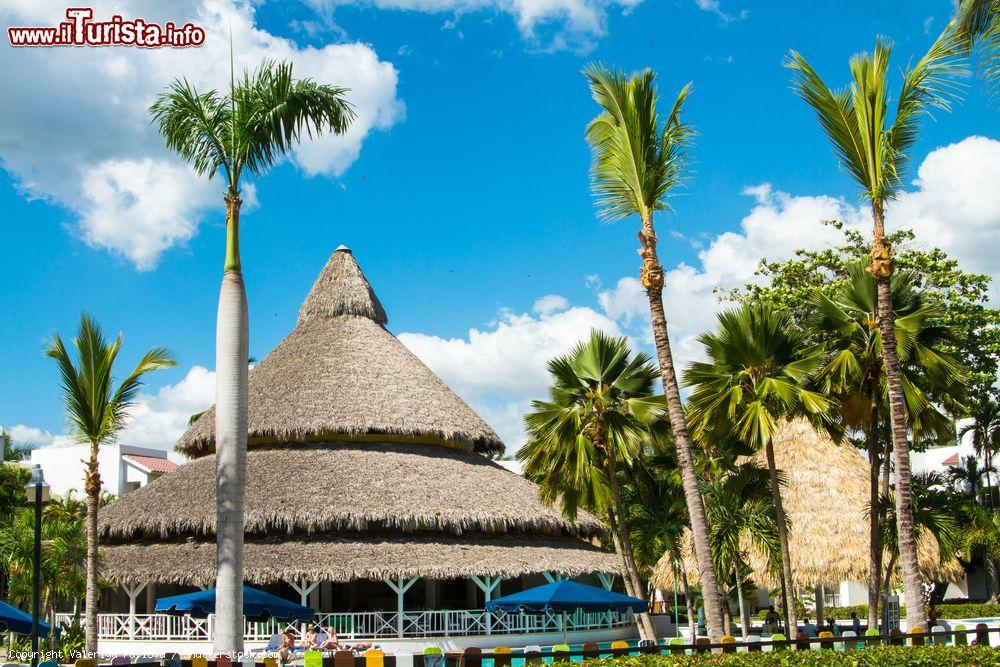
top-left (48, 605), bottom-right (57, 654)
top-left (869, 205), bottom-right (926, 631)
top-left (214, 193), bottom-right (249, 656)
top-left (637, 216), bottom-right (724, 642)
top-left (764, 438), bottom-right (797, 636)
top-left (607, 512), bottom-right (639, 600)
top-left (605, 455), bottom-right (656, 641)
top-left (735, 565), bottom-right (749, 640)
top-left (867, 399), bottom-right (882, 631)
top-left (681, 566), bottom-right (696, 641)
top-left (84, 438), bottom-right (100, 655)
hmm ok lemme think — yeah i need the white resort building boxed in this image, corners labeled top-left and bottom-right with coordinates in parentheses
top-left (85, 247), bottom-right (630, 654)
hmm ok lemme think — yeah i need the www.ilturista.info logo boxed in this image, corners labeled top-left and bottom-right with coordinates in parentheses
top-left (8, 8), bottom-right (206, 47)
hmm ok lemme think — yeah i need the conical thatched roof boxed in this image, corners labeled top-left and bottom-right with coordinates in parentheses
top-left (99, 443), bottom-right (604, 541)
top-left (177, 247), bottom-right (503, 457)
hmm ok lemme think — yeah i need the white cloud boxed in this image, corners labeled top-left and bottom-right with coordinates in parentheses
top-left (532, 294), bottom-right (569, 314)
top-left (0, 0), bottom-right (403, 270)
top-left (694, 0), bottom-right (747, 23)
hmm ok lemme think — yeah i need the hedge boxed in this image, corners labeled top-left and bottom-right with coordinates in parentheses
top-left (596, 646), bottom-right (1000, 666)
top-left (756, 603), bottom-right (1000, 621)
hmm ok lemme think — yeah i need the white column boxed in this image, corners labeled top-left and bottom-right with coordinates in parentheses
top-left (597, 573), bottom-right (615, 626)
top-left (385, 577), bottom-right (417, 638)
top-left (125, 583), bottom-right (146, 641)
top-left (288, 579), bottom-right (320, 632)
top-left (472, 576), bottom-right (501, 635)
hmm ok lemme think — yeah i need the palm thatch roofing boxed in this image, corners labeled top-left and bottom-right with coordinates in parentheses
top-left (177, 247), bottom-right (503, 457)
top-left (100, 443), bottom-right (604, 541)
top-left (650, 418), bottom-right (963, 590)
top-left (102, 533), bottom-right (619, 587)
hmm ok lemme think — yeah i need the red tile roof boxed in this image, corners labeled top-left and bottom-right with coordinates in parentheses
top-left (942, 453), bottom-right (960, 467)
top-left (123, 454), bottom-right (178, 474)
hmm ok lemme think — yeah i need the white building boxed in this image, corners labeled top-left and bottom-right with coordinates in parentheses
top-left (29, 442), bottom-right (180, 498)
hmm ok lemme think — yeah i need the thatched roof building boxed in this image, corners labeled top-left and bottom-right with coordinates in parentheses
top-left (100, 247), bottom-right (616, 588)
top-left (650, 418), bottom-right (962, 591)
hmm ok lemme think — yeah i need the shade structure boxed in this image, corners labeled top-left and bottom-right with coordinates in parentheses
top-left (486, 580), bottom-right (647, 614)
top-left (155, 586), bottom-right (314, 622)
top-left (0, 599), bottom-right (52, 637)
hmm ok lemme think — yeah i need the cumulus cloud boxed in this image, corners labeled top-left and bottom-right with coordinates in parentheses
top-left (0, 0), bottom-right (403, 269)
top-left (694, 0), bottom-right (747, 23)
top-left (532, 294), bottom-right (569, 314)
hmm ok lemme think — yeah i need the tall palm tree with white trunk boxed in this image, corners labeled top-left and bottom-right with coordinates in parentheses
top-left (785, 29), bottom-right (964, 631)
top-left (583, 63), bottom-right (726, 641)
top-left (45, 314), bottom-right (175, 655)
top-left (151, 59), bottom-right (353, 654)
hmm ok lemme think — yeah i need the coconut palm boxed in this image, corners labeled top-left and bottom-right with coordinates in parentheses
top-left (959, 399), bottom-right (1000, 507)
top-left (45, 315), bottom-right (175, 654)
top-left (786, 29), bottom-right (964, 630)
top-left (807, 260), bottom-right (967, 628)
top-left (151, 59), bottom-right (353, 653)
top-left (583, 62), bottom-right (726, 641)
top-left (518, 330), bottom-right (664, 640)
top-left (953, 0), bottom-right (1000, 93)
top-left (685, 303), bottom-right (834, 635)
top-left (1, 429), bottom-right (31, 462)
top-left (44, 489), bottom-right (87, 523)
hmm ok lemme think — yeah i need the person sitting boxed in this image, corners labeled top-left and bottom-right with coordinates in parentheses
top-left (318, 628), bottom-right (341, 651)
top-left (801, 617), bottom-right (818, 638)
top-left (303, 626), bottom-right (319, 650)
top-left (825, 617), bottom-right (838, 636)
top-left (850, 611), bottom-right (861, 635)
top-left (278, 627), bottom-right (297, 665)
top-left (763, 605), bottom-right (781, 634)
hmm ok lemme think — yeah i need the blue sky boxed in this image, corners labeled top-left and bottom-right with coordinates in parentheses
top-left (1, 0), bottom-right (998, 452)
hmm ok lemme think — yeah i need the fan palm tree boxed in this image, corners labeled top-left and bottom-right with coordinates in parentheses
top-left (518, 330), bottom-right (663, 640)
top-left (786, 29), bottom-right (964, 630)
top-left (685, 303), bottom-right (834, 635)
top-left (151, 59), bottom-right (353, 653)
top-left (45, 314), bottom-right (175, 654)
top-left (959, 399), bottom-right (1000, 508)
top-left (583, 62), bottom-right (726, 641)
top-left (807, 261), bottom-right (967, 628)
top-left (701, 462), bottom-right (782, 639)
top-left (953, 0), bottom-right (1000, 93)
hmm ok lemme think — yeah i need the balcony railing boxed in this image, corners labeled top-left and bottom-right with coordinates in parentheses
top-left (56, 609), bottom-right (633, 642)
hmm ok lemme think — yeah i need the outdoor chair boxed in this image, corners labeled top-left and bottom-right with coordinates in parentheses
top-left (667, 637), bottom-right (685, 655)
top-left (931, 625), bottom-right (947, 646)
top-left (394, 651), bottom-right (413, 667)
top-left (977, 623), bottom-right (991, 646)
top-left (841, 630), bottom-right (857, 650)
top-left (818, 630), bottom-right (834, 649)
top-left (74, 659), bottom-right (97, 667)
top-left (521, 645), bottom-right (541, 666)
top-left (954, 624), bottom-right (968, 646)
top-left (460, 646), bottom-right (481, 667)
top-left (1, 663), bottom-right (24, 667)
top-left (549, 644), bottom-right (569, 663)
top-left (720, 636), bottom-right (736, 654)
top-left (304, 650), bottom-right (323, 667)
top-left (794, 632), bottom-right (810, 650)
top-left (164, 652), bottom-right (181, 667)
top-left (241, 655), bottom-right (256, 667)
top-left (363, 648), bottom-right (384, 667)
top-left (609, 640), bottom-right (629, 657)
top-left (420, 647), bottom-right (443, 667)
top-left (111, 657), bottom-right (132, 666)
top-left (745, 635), bottom-right (761, 652)
top-left (258, 633), bottom-right (282, 653)
top-left (888, 628), bottom-right (903, 646)
top-left (492, 646), bottom-right (512, 667)
top-left (580, 642), bottom-right (599, 660)
top-left (910, 627), bottom-right (926, 646)
top-left (769, 633), bottom-right (786, 651)
top-left (38, 661), bottom-right (58, 667)
top-left (334, 650), bottom-right (354, 667)
top-left (191, 655), bottom-right (208, 667)
top-left (262, 658), bottom-right (278, 667)
top-left (215, 655), bottom-right (232, 667)
top-left (864, 628), bottom-right (879, 647)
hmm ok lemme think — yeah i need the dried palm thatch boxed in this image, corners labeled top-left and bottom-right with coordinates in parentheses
top-left (650, 530), bottom-right (699, 589)
top-left (177, 247), bottom-right (503, 457)
top-left (102, 532), bottom-right (621, 586)
top-left (100, 443), bottom-right (605, 540)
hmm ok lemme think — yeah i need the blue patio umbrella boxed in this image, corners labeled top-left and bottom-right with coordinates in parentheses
top-left (486, 580), bottom-right (647, 643)
top-left (155, 586), bottom-right (314, 622)
top-left (0, 599), bottom-right (52, 637)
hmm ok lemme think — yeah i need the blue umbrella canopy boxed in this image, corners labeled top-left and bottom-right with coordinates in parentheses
top-left (485, 580), bottom-right (648, 614)
top-left (0, 599), bottom-right (52, 637)
top-left (155, 586), bottom-right (314, 622)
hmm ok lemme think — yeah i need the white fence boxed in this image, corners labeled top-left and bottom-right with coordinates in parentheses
top-left (57, 609), bottom-right (633, 642)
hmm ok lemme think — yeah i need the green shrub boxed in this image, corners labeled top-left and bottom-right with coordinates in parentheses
top-left (595, 646), bottom-right (1000, 666)
top-left (755, 603), bottom-right (1000, 621)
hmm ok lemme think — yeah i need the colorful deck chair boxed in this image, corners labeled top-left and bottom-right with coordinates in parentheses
top-left (720, 636), bottom-right (736, 654)
top-left (930, 625), bottom-right (946, 647)
top-left (693, 638), bottom-right (711, 654)
top-left (461, 646), bottom-right (482, 667)
top-left (491, 646), bottom-right (512, 667)
top-left (164, 652), bottom-right (181, 667)
top-left (333, 650), bottom-right (355, 667)
top-left (769, 633), bottom-right (787, 651)
top-left (364, 648), bottom-right (385, 667)
top-left (580, 642), bottom-right (599, 660)
top-left (550, 644), bottom-right (569, 663)
top-left (841, 630), bottom-right (857, 650)
top-left (74, 660), bottom-right (97, 667)
top-left (262, 658), bottom-right (278, 667)
top-left (864, 628), bottom-right (880, 647)
top-left (910, 626), bottom-right (926, 646)
top-left (191, 656), bottom-right (208, 667)
top-left (38, 661), bottom-right (58, 667)
top-left (667, 637), bottom-right (685, 655)
top-left (954, 624), bottom-right (968, 646)
top-left (745, 635), bottom-right (761, 652)
top-left (395, 653), bottom-right (413, 667)
top-left (215, 655), bottom-right (232, 667)
top-left (819, 630), bottom-right (834, 650)
top-left (110, 658), bottom-right (131, 666)
top-left (421, 647), bottom-right (444, 667)
top-left (304, 650), bottom-right (323, 667)
top-left (241, 655), bottom-right (257, 667)
top-left (794, 632), bottom-right (810, 651)
top-left (522, 645), bottom-right (542, 666)
top-left (976, 623), bottom-right (990, 646)
top-left (609, 640), bottom-right (629, 657)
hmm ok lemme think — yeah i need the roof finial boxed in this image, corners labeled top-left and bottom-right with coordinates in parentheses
top-left (335, 244), bottom-right (351, 253)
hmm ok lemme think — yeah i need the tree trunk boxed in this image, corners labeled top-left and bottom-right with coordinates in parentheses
top-left (681, 566), bottom-right (696, 641)
top-left (84, 438), bottom-right (100, 656)
top-left (214, 194), bottom-right (249, 656)
top-left (48, 606), bottom-right (57, 654)
top-left (605, 455), bottom-right (656, 641)
top-left (869, 204), bottom-right (926, 631)
top-left (765, 438), bottom-right (797, 636)
top-left (735, 566), bottom-right (749, 640)
top-left (867, 399), bottom-right (882, 631)
top-left (637, 216), bottom-right (724, 642)
top-left (815, 584), bottom-right (825, 627)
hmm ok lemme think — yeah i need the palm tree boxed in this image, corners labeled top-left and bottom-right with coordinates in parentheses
top-left (44, 490), bottom-right (87, 523)
top-left (807, 260), bottom-right (967, 628)
top-left (685, 303), bottom-right (834, 635)
top-left (45, 315), bottom-right (175, 654)
top-left (1, 429), bottom-right (31, 462)
top-left (701, 462), bottom-right (782, 640)
top-left (961, 503), bottom-right (1000, 602)
top-left (948, 456), bottom-right (997, 500)
top-left (786, 29), bottom-right (964, 631)
top-left (151, 59), bottom-right (353, 653)
top-left (959, 399), bottom-right (1000, 508)
top-left (518, 330), bottom-right (663, 640)
top-left (953, 0), bottom-right (1000, 93)
top-left (583, 62), bottom-right (726, 641)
